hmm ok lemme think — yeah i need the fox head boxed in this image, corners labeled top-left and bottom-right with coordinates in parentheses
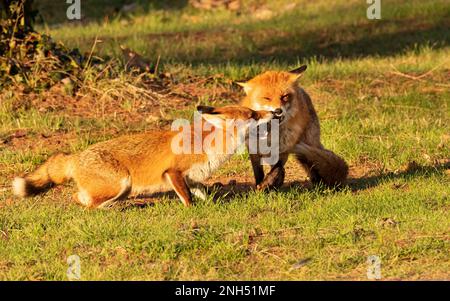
top-left (238, 65), bottom-right (307, 119)
top-left (196, 105), bottom-right (282, 155)
top-left (196, 105), bottom-right (281, 129)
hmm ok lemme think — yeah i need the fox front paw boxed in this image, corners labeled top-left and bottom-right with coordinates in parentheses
top-left (256, 166), bottom-right (285, 191)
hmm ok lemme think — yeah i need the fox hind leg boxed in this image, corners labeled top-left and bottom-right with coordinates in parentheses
top-left (294, 142), bottom-right (348, 187)
top-left (96, 177), bottom-right (132, 209)
top-left (72, 154), bottom-right (131, 208)
top-left (73, 174), bottom-right (131, 209)
top-left (295, 153), bottom-right (322, 185)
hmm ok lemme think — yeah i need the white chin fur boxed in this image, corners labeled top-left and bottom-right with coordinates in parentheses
top-left (12, 177), bottom-right (27, 197)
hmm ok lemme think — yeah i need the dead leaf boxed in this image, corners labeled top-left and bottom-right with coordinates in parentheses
top-left (291, 258), bottom-right (312, 270)
top-left (392, 183), bottom-right (408, 190)
top-left (12, 129), bottom-right (27, 138)
top-left (190, 221), bottom-right (200, 232)
top-left (115, 246), bottom-right (128, 256)
top-left (380, 217), bottom-right (399, 227)
top-left (0, 230), bottom-right (9, 240)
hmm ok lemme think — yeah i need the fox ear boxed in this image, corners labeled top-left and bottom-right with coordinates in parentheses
top-left (289, 65), bottom-right (307, 75)
top-left (201, 114), bottom-right (225, 129)
top-left (236, 82), bottom-right (253, 95)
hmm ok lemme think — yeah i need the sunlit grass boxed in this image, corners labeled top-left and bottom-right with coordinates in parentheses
top-left (0, 0), bottom-right (449, 280)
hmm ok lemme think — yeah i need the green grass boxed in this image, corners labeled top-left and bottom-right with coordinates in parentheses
top-left (39, 0), bottom-right (449, 77)
top-left (0, 173), bottom-right (448, 280)
top-left (0, 0), bottom-right (449, 280)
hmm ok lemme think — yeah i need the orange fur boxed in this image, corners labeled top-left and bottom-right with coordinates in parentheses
top-left (12, 105), bottom-right (276, 208)
top-left (239, 67), bottom-right (348, 188)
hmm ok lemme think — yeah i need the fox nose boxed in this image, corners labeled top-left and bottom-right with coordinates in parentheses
top-left (273, 108), bottom-right (283, 118)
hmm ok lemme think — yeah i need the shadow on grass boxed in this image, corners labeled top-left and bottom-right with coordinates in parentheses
top-left (35, 0), bottom-right (449, 72)
top-left (170, 17), bottom-right (450, 67)
top-left (35, 0), bottom-right (189, 25)
top-left (122, 160), bottom-right (450, 209)
top-left (347, 160), bottom-right (450, 192)
top-left (203, 160), bottom-right (450, 202)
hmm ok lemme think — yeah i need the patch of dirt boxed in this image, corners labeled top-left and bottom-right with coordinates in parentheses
top-left (1, 130), bottom-right (77, 153)
top-left (3, 74), bottom-right (241, 129)
top-left (170, 74), bottom-right (239, 104)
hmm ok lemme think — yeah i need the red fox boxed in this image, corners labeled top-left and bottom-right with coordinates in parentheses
top-left (239, 65), bottom-right (349, 190)
top-left (12, 105), bottom-right (280, 208)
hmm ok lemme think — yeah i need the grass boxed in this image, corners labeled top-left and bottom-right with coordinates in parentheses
top-left (39, 0), bottom-right (449, 76)
top-left (0, 0), bottom-right (449, 280)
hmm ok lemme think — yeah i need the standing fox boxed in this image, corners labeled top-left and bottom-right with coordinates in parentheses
top-left (239, 65), bottom-right (348, 189)
top-left (12, 105), bottom-right (281, 208)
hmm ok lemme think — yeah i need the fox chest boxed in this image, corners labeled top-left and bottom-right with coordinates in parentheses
top-left (185, 154), bottom-right (230, 183)
top-left (258, 120), bottom-right (302, 153)
top-left (278, 121), bottom-right (303, 153)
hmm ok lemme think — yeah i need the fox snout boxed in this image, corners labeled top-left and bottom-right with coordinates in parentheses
top-left (273, 108), bottom-right (283, 118)
top-left (272, 108), bottom-right (284, 122)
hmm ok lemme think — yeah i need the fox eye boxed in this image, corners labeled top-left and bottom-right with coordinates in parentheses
top-left (262, 97), bottom-right (271, 101)
top-left (281, 94), bottom-right (291, 103)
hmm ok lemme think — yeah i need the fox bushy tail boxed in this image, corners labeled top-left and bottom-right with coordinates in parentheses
top-left (294, 143), bottom-right (349, 187)
top-left (13, 153), bottom-right (75, 197)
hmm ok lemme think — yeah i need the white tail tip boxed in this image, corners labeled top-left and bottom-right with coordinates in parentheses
top-left (12, 177), bottom-right (27, 198)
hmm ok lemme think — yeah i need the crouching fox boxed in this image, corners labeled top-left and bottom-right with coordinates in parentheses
top-left (12, 105), bottom-right (281, 208)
